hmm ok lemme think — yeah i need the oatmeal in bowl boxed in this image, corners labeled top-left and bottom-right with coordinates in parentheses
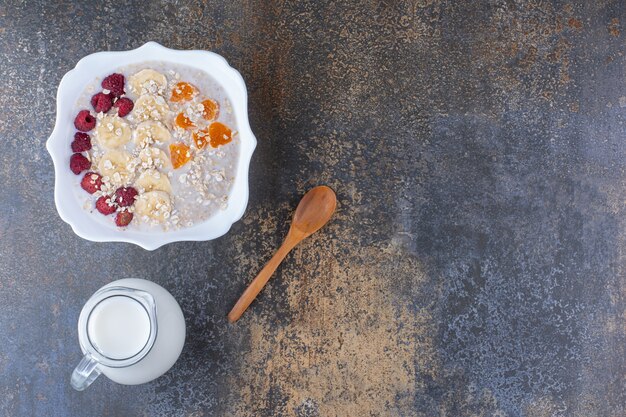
top-left (47, 43), bottom-right (256, 249)
top-left (73, 64), bottom-right (239, 229)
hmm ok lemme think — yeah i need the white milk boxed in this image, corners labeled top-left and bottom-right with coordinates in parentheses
top-left (87, 279), bottom-right (185, 385)
top-left (87, 296), bottom-right (151, 360)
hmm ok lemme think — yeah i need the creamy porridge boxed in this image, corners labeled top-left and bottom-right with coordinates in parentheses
top-left (68, 62), bottom-right (240, 230)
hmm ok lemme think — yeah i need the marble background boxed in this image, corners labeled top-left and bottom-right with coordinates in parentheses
top-left (0, 1), bottom-right (624, 416)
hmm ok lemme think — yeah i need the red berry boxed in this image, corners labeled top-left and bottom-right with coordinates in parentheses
top-left (95, 196), bottom-right (117, 215)
top-left (114, 187), bottom-right (138, 207)
top-left (69, 153), bottom-right (91, 174)
top-left (90, 92), bottom-right (113, 113)
top-left (102, 73), bottom-right (125, 97)
top-left (71, 132), bottom-right (92, 152)
top-left (115, 211), bottom-right (134, 227)
top-left (80, 172), bottom-right (102, 194)
top-left (114, 97), bottom-right (134, 117)
top-left (74, 110), bottom-right (96, 132)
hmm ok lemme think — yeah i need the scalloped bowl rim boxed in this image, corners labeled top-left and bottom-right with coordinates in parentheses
top-left (46, 42), bottom-right (256, 250)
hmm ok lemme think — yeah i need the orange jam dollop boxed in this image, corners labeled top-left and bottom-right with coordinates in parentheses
top-left (170, 82), bottom-right (197, 102)
top-left (209, 122), bottom-right (233, 148)
top-left (201, 99), bottom-right (219, 121)
top-left (175, 112), bottom-right (195, 129)
top-left (169, 142), bottom-right (192, 169)
top-left (192, 128), bottom-right (209, 150)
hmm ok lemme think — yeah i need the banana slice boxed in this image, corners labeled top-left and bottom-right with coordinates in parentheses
top-left (135, 191), bottom-right (172, 222)
top-left (135, 169), bottom-right (172, 193)
top-left (94, 115), bottom-right (131, 149)
top-left (133, 120), bottom-right (172, 147)
top-left (128, 69), bottom-right (167, 96)
top-left (98, 150), bottom-right (132, 186)
top-left (132, 94), bottom-right (170, 121)
top-left (138, 147), bottom-right (171, 170)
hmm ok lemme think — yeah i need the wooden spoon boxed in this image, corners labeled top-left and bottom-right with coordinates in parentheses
top-left (228, 186), bottom-right (337, 323)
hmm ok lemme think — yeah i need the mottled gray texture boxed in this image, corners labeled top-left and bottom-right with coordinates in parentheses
top-left (0, 1), bottom-right (624, 416)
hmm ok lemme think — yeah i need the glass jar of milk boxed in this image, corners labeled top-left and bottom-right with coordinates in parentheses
top-left (71, 278), bottom-right (186, 390)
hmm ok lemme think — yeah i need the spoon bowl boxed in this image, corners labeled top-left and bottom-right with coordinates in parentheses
top-left (291, 186), bottom-right (337, 237)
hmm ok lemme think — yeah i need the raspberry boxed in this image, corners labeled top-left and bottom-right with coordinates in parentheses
top-left (115, 211), bottom-right (134, 227)
top-left (71, 132), bottom-right (92, 152)
top-left (90, 92), bottom-right (113, 113)
top-left (80, 172), bottom-right (102, 194)
top-left (114, 187), bottom-right (138, 207)
top-left (95, 196), bottom-right (117, 215)
top-left (101, 73), bottom-right (125, 97)
top-left (114, 97), bottom-right (134, 117)
top-left (74, 110), bottom-right (96, 132)
top-left (69, 153), bottom-right (91, 175)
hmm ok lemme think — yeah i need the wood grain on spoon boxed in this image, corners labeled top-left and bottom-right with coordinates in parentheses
top-left (228, 186), bottom-right (337, 323)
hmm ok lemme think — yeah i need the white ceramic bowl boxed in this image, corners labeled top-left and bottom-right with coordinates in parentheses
top-left (47, 42), bottom-right (256, 250)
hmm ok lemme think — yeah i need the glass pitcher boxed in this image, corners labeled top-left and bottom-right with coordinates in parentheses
top-left (71, 278), bottom-right (185, 390)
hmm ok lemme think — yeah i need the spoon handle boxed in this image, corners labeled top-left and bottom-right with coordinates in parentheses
top-left (228, 235), bottom-right (299, 322)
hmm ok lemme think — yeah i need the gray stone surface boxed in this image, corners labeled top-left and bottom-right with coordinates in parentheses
top-left (0, 1), bottom-right (624, 416)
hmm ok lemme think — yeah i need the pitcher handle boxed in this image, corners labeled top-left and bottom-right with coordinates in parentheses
top-left (70, 353), bottom-right (102, 391)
